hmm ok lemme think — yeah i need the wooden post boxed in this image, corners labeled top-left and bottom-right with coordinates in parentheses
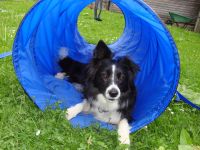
top-left (194, 11), bottom-right (200, 33)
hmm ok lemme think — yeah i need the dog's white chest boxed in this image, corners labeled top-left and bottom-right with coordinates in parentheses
top-left (90, 94), bottom-right (121, 124)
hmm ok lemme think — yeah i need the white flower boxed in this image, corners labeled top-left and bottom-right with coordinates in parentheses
top-left (167, 108), bottom-right (172, 111)
top-left (180, 108), bottom-right (184, 112)
top-left (142, 125), bottom-right (148, 131)
top-left (36, 130), bottom-right (41, 136)
top-left (171, 111), bottom-right (174, 115)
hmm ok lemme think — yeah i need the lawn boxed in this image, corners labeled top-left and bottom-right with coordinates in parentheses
top-left (0, 1), bottom-right (200, 149)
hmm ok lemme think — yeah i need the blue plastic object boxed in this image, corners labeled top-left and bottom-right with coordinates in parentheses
top-left (176, 92), bottom-right (200, 110)
top-left (12, 0), bottom-right (180, 132)
top-left (0, 51), bottom-right (12, 59)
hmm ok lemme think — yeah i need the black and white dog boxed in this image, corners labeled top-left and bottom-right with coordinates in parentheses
top-left (55, 40), bottom-right (139, 145)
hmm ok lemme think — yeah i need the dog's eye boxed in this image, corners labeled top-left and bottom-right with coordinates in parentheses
top-left (101, 72), bottom-right (108, 81)
top-left (117, 72), bottom-right (124, 81)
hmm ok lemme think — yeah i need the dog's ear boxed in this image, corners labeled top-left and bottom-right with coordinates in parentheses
top-left (119, 57), bottom-right (140, 79)
top-left (93, 40), bottom-right (112, 60)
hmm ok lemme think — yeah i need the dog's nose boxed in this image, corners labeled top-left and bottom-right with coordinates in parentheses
top-left (109, 88), bottom-right (119, 98)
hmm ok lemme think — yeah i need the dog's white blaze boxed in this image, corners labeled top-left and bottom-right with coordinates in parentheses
top-left (118, 118), bottom-right (130, 145)
top-left (112, 65), bottom-right (116, 84)
top-left (105, 64), bottom-right (121, 100)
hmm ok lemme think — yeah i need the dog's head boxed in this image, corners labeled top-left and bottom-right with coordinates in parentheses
top-left (86, 40), bottom-right (140, 101)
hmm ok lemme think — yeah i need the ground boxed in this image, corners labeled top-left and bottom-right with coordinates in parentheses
top-left (0, 1), bottom-right (200, 149)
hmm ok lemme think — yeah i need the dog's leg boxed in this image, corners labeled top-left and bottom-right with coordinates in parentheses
top-left (118, 118), bottom-right (130, 145)
top-left (72, 83), bottom-right (84, 92)
top-left (66, 102), bottom-right (84, 120)
top-left (55, 72), bottom-right (66, 79)
top-left (82, 100), bottom-right (91, 113)
top-left (66, 100), bottom-right (89, 120)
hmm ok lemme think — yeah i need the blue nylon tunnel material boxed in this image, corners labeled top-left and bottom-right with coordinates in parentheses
top-left (12, 0), bottom-right (180, 132)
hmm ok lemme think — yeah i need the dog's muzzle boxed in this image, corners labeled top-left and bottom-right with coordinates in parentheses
top-left (105, 84), bottom-right (120, 100)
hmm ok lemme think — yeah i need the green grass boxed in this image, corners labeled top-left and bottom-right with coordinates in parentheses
top-left (0, 0), bottom-right (35, 53)
top-left (0, 1), bottom-right (200, 149)
top-left (78, 8), bottom-right (125, 44)
top-left (168, 27), bottom-right (200, 105)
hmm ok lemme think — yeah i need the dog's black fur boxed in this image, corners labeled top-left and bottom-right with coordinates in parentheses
top-left (59, 40), bottom-right (139, 123)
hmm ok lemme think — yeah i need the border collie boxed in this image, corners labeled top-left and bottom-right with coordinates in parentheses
top-left (55, 40), bottom-right (140, 145)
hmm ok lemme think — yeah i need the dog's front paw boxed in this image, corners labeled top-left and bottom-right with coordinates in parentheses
top-left (55, 72), bottom-right (66, 79)
top-left (66, 107), bottom-right (78, 120)
top-left (66, 103), bottom-right (84, 120)
top-left (73, 83), bottom-right (84, 92)
top-left (118, 134), bottom-right (130, 145)
top-left (118, 118), bottom-right (130, 145)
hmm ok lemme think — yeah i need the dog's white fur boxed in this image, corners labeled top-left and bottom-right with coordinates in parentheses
top-left (55, 73), bottom-right (84, 92)
top-left (64, 94), bottom-right (131, 146)
top-left (72, 83), bottom-right (84, 92)
top-left (90, 94), bottom-right (121, 124)
top-left (66, 102), bottom-right (84, 120)
top-left (59, 47), bottom-right (69, 59)
top-left (55, 72), bottom-right (66, 79)
top-left (118, 118), bottom-right (130, 145)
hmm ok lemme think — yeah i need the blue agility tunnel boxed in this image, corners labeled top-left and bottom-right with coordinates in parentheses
top-left (12, 0), bottom-right (180, 132)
